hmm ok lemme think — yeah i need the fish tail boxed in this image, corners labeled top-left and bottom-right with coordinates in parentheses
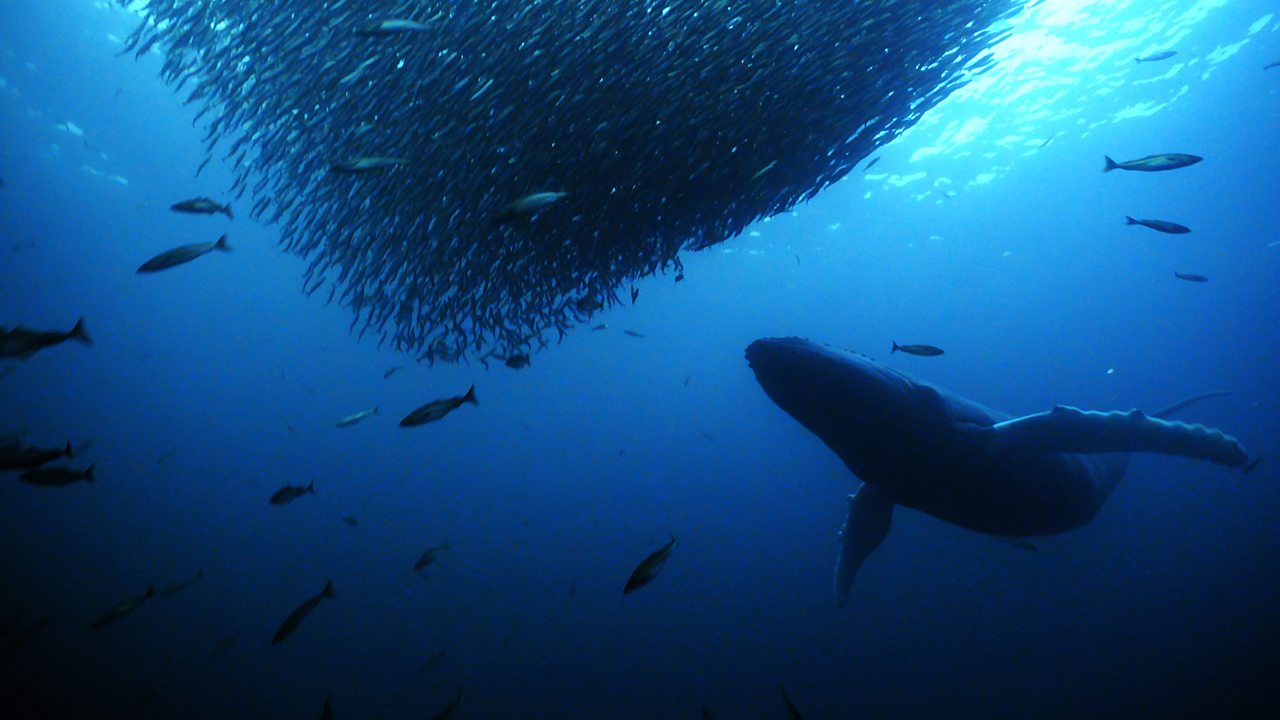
top-left (145, 585), bottom-right (156, 598)
top-left (308, 480), bottom-right (315, 495)
top-left (1103, 155), bottom-right (1118, 173)
top-left (1125, 216), bottom-right (1137, 225)
top-left (463, 384), bottom-right (478, 406)
top-left (65, 442), bottom-right (74, 459)
top-left (891, 341), bottom-right (900, 354)
top-left (322, 580), bottom-right (336, 599)
top-left (70, 317), bottom-right (92, 346)
top-left (85, 465), bottom-right (95, 482)
top-left (222, 204), bottom-right (234, 220)
top-left (214, 234), bottom-right (232, 252)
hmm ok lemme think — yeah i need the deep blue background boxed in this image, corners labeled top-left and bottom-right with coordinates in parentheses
top-left (1, 1), bottom-right (1278, 718)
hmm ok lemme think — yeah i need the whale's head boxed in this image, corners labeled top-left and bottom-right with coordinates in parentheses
top-left (745, 337), bottom-right (961, 482)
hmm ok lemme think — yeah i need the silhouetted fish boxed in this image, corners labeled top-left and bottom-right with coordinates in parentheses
top-left (137, 234), bottom-right (231, 273)
top-left (1134, 50), bottom-right (1176, 63)
top-left (0, 616), bottom-right (49, 656)
top-left (0, 440), bottom-right (72, 471)
top-left (1126, 216), bottom-right (1190, 234)
top-left (270, 481), bottom-right (315, 505)
top-left (171, 197), bottom-right (232, 219)
top-left (623, 536), bottom-right (676, 594)
top-left (1174, 272), bottom-right (1208, 283)
top-left (427, 688), bottom-right (463, 720)
top-left (273, 580), bottom-right (335, 645)
top-left (1103, 154), bottom-right (1201, 173)
top-left (204, 633), bottom-right (238, 664)
top-left (400, 385), bottom-right (478, 426)
top-left (19, 464), bottom-right (94, 487)
top-left (158, 569), bottom-right (204, 598)
top-left (0, 318), bottom-right (91, 360)
top-left (780, 685), bottom-right (807, 720)
top-left (414, 542), bottom-right (450, 573)
top-left (891, 341), bottom-right (944, 357)
top-left (92, 586), bottom-right (155, 629)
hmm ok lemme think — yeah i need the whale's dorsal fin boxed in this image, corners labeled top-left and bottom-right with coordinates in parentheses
top-left (989, 405), bottom-right (1247, 467)
top-left (834, 483), bottom-right (893, 608)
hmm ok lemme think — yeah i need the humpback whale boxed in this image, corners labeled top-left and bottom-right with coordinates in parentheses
top-left (745, 337), bottom-right (1249, 606)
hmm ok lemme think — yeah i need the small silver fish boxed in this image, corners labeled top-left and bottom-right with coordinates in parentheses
top-left (1134, 50), bottom-right (1177, 63)
top-left (330, 157), bottom-right (410, 174)
top-left (354, 19), bottom-right (432, 37)
top-left (492, 191), bottom-right (568, 226)
top-left (336, 408), bottom-right (378, 428)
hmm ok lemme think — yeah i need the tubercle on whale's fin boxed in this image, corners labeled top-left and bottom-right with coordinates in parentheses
top-left (992, 406), bottom-right (1248, 467)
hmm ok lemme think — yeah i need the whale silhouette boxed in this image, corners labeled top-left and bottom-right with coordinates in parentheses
top-left (745, 337), bottom-right (1248, 607)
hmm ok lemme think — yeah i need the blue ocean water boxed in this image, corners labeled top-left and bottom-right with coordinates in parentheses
top-left (1, 0), bottom-right (1278, 718)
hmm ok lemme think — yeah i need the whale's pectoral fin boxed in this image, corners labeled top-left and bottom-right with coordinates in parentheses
top-left (990, 405), bottom-right (1248, 467)
top-left (834, 483), bottom-right (894, 608)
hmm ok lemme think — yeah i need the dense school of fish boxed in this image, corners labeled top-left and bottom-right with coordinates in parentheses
top-left (114, 0), bottom-right (1021, 362)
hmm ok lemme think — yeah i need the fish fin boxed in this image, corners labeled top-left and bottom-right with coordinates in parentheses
top-left (322, 580), bottom-right (336, 599)
top-left (1104, 155), bottom-right (1119, 172)
top-left (85, 465), bottom-right (95, 482)
top-left (834, 483), bottom-right (893, 607)
top-left (1125, 216), bottom-right (1137, 225)
top-left (65, 442), bottom-right (73, 459)
top-left (214, 234), bottom-right (232, 252)
top-left (891, 341), bottom-right (899, 354)
top-left (463, 384), bottom-right (478, 406)
top-left (69, 317), bottom-right (92, 346)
